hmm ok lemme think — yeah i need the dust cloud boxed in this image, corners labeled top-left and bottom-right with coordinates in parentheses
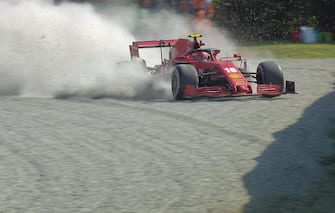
top-left (0, 0), bottom-right (235, 99)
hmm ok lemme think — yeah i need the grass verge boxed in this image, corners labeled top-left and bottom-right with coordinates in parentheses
top-left (238, 43), bottom-right (335, 59)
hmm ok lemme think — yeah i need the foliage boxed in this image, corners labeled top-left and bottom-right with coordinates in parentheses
top-left (212, 0), bottom-right (335, 41)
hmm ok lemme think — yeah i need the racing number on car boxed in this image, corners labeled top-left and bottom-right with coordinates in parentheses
top-left (224, 67), bottom-right (238, 73)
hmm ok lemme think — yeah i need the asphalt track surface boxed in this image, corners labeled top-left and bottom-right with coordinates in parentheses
top-left (1, 59), bottom-right (334, 213)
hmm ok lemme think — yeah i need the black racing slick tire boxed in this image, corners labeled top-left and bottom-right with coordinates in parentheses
top-left (171, 64), bottom-right (198, 100)
top-left (256, 61), bottom-right (284, 92)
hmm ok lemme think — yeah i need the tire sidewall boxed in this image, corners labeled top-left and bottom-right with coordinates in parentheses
top-left (171, 69), bottom-right (181, 99)
top-left (257, 61), bottom-right (284, 92)
top-left (171, 64), bottom-right (198, 100)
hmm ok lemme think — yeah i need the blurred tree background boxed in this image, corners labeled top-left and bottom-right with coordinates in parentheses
top-left (212, 0), bottom-right (335, 41)
top-left (54, 0), bottom-right (334, 42)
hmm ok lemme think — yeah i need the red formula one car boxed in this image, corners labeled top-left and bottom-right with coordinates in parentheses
top-left (129, 34), bottom-right (295, 100)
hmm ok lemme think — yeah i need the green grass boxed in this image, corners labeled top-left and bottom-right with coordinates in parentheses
top-left (238, 43), bottom-right (335, 59)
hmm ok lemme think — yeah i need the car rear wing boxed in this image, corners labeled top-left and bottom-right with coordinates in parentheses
top-left (129, 39), bottom-right (178, 58)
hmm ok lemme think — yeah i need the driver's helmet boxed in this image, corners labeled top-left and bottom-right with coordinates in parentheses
top-left (196, 51), bottom-right (211, 61)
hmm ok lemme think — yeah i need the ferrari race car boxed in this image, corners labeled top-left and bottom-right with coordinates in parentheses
top-left (129, 34), bottom-right (295, 100)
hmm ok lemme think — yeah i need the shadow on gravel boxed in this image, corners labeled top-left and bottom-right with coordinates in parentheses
top-left (55, 90), bottom-right (294, 104)
top-left (243, 85), bottom-right (335, 212)
top-left (143, 95), bottom-right (290, 104)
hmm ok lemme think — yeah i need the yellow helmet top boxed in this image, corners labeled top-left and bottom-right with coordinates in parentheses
top-left (188, 34), bottom-right (203, 39)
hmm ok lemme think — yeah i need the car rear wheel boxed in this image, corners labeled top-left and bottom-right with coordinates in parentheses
top-left (256, 61), bottom-right (284, 92)
top-left (171, 64), bottom-right (198, 100)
